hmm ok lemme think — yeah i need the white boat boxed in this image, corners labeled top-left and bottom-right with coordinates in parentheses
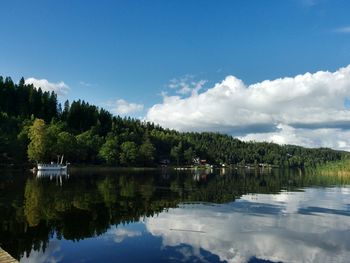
top-left (37, 155), bottom-right (68, 171)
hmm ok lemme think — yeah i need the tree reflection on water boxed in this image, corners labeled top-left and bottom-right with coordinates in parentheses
top-left (0, 168), bottom-right (349, 261)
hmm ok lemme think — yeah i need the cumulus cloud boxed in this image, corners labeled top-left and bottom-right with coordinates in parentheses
top-left (239, 123), bottom-right (350, 151)
top-left (147, 65), bottom-right (350, 150)
top-left (107, 99), bottom-right (144, 116)
top-left (25, 77), bottom-right (69, 96)
top-left (145, 188), bottom-right (350, 263)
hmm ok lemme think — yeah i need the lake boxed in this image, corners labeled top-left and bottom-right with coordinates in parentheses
top-left (0, 167), bottom-right (349, 263)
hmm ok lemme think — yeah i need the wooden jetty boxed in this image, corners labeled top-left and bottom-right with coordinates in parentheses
top-left (0, 248), bottom-right (18, 263)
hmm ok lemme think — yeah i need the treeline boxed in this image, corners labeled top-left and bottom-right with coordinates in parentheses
top-left (0, 76), bottom-right (347, 167)
top-left (0, 77), bottom-right (58, 121)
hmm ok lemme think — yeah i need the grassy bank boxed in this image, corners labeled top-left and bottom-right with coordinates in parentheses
top-left (309, 159), bottom-right (350, 177)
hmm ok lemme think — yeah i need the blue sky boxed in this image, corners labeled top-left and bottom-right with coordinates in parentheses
top-left (1, 0), bottom-right (350, 149)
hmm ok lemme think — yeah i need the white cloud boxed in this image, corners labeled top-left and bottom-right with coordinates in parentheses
top-left (167, 75), bottom-right (207, 96)
top-left (335, 26), bottom-right (350, 33)
top-left (145, 188), bottom-right (350, 263)
top-left (107, 99), bottom-right (144, 116)
top-left (240, 123), bottom-right (350, 151)
top-left (147, 65), bottom-right (350, 150)
top-left (25, 77), bottom-right (69, 96)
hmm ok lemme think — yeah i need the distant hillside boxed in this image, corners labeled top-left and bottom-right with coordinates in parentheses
top-left (0, 76), bottom-right (347, 167)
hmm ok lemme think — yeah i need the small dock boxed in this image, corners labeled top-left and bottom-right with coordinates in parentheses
top-left (0, 248), bottom-right (18, 263)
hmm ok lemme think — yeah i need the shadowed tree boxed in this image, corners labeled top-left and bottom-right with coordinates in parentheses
top-left (184, 147), bottom-right (195, 165)
top-left (139, 133), bottom-right (156, 166)
top-left (56, 131), bottom-right (78, 161)
top-left (76, 129), bottom-right (103, 163)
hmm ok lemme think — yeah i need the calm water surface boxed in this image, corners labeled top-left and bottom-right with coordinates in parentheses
top-left (0, 168), bottom-right (349, 263)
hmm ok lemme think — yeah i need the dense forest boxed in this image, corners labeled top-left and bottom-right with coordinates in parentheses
top-left (0, 76), bottom-right (347, 168)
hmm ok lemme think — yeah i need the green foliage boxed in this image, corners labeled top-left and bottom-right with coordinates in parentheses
top-left (120, 141), bottom-right (138, 166)
top-left (139, 135), bottom-right (156, 166)
top-left (0, 75), bottom-right (347, 167)
top-left (183, 147), bottom-right (195, 164)
top-left (99, 135), bottom-right (119, 165)
top-left (67, 100), bottom-right (99, 133)
top-left (0, 76), bottom-right (58, 121)
top-left (170, 142), bottom-right (183, 165)
top-left (45, 122), bottom-right (63, 160)
top-left (57, 131), bottom-right (78, 161)
top-left (27, 119), bottom-right (47, 162)
top-left (0, 113), bottom-right (24, 164)
top-left (76, 130), bottom-right (103, 163)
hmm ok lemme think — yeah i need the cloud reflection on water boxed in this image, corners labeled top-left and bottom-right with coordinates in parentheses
top-left (105, 226), bottom-right (142, 243)
top-left (145, 187), bottom-right (350, 263)
top-left (20, 241), bottom-right (62, 263)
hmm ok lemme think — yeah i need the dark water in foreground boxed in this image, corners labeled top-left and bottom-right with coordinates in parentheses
top-left (0, 168), bottom-right (349, 263)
